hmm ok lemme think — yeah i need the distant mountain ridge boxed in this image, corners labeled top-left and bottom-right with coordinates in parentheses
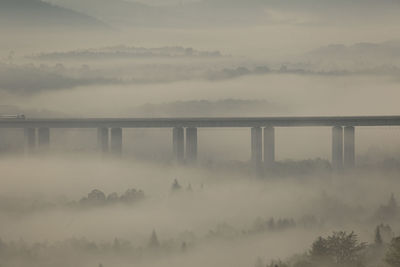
top-left (0, 0), bottom-right (106, 28)
top-left (307, 40), bottom-right (400, 62)
top-left (44, 0), bottom-right (269, 27)
top-left (43, 0), bottom-right (400, 28)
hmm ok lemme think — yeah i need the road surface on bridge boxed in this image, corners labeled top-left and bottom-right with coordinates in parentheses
top-left (1, 116), bottom-right (400, 128)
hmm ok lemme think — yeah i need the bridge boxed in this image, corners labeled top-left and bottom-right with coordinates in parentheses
top-left (2, 116), bottom-right (400, 169)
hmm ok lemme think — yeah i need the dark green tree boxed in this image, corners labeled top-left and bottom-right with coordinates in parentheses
top-left (149, 230), bottom-right (160, 248)
top-left (310, 231), bottom-right (366, 266)
top-left (181, 241), bottom-right (187, 252)
top-left (171, 179), bottom-right (181, 192)
top-left (310, 236), bottom-right (329, 259)
top-left (375, 226), bottom-right (383, 245)
top-left (388, 194), bottom-right (397, 209)
top-left (385, 237), bottom-right (400, 267)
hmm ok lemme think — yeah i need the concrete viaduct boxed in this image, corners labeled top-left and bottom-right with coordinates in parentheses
top-left (2, 116), bottom-right (400, 169)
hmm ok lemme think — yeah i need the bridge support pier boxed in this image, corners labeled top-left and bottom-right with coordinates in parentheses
top-left (24, 128), bottom-right (36, 154)
top-left (173, 127), bottom-right (184, 162)
top-left (110, 128), bottom-right (122, 156)
top-left (38, 128), bottom-right (50, 150)
top-left (251, 127), bottom-right (262, 164)
top-left (344, 126), bottom-right (355, 169)
top-left (332, 126), bottom-right (343, 170)
top-left (186, 127), bottom-right (197, 162)
top-left (97, 127), bottom-right (109, 153)
top-left (264, 126), bottom-right (275, 166)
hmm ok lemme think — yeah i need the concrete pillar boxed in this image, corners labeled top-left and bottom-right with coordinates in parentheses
top-left (186, 127), bottom-right (197, 162)
top-left (110, 128), bottom-right (122, 156)
top-left (251, 127), bottom-right (262, 164)
top-left (24, 128), bottom-right (36, 153)
top-left (97, 127), bottom-right (109, 153)
top-left (38, 128), bottom-right (50, 150)
top-left (332, 126), bottom-right (343, 170)
top-left (264, 126), bottom-right (275, 166)
top-left (173, 127), bottom-right (184, 162)
top-left (344, 126), bottom-right (355, 169)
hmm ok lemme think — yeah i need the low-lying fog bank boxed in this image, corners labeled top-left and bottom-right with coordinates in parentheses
top-left (3, 73), bottom-right (400, 117)
top-left (0, 157), bottom-right (399, 267)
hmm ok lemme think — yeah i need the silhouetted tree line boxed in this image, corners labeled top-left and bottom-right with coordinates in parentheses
top-left (0, 62), bottom-right (116, 94)
top-left (206, 216), bottom-right (306, 240)
top-left (34, 46), bottom-right (222, 60)
top-left (0, 229), bottom-right (192, 267)
top-left (207, 62), bottom-right (400, 81)
top-left (79, 188), bottom-right (145, 206)
top-left (170, 179), bottom-right (197, 194)
top-left (255, 227), bottom-right (400, 267)
top-left (251, 217), bottom-right (296, 233)
top-left (1, 222), bottom-right (399, 267)
top-left (0, 187), bottom-right (145, 216)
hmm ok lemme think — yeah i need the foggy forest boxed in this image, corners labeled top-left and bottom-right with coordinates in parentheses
top-left (1, 0), bottom-right (400, 267)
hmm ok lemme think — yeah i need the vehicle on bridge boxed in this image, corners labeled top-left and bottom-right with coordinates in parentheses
top-left (0, 114), bottom-right (26, 120)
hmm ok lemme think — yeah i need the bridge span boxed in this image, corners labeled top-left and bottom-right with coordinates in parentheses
top-left (2, 116), bottom-right (400, 169)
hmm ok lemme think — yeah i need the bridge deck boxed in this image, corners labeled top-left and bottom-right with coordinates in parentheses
top-left (1, 116), bottom-right (400, 128)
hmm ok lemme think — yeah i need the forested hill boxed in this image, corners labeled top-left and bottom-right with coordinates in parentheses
top-left (0, 0), bottom-right (106, 29)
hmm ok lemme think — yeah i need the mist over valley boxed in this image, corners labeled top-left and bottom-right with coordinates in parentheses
top-left (1, 1), bottom-right (400, 267)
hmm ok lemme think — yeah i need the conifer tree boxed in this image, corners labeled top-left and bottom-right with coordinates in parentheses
top-left (375, 226), bottom-right (383, 245)
top-left (149, 230), bottom-right (160, 248)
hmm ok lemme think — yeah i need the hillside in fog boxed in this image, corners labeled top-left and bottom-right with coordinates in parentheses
top-left (0, 0), bottom-right (106, 28)
top-left (2, 0), bottom-right (400, 267)
top-left (43, 0), bottom-right (400, 28)
top-left (307, 40), bottom-right (400, 64)
top-left (44, 0), bottom-right (164, 27)
top-left (44, 0), bottom-right (270, 27)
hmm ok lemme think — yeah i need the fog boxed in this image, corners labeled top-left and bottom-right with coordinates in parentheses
top-left (1, 1), bottom-right (400, 267)
top-left (0, 157), bottom-right (399, 267)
